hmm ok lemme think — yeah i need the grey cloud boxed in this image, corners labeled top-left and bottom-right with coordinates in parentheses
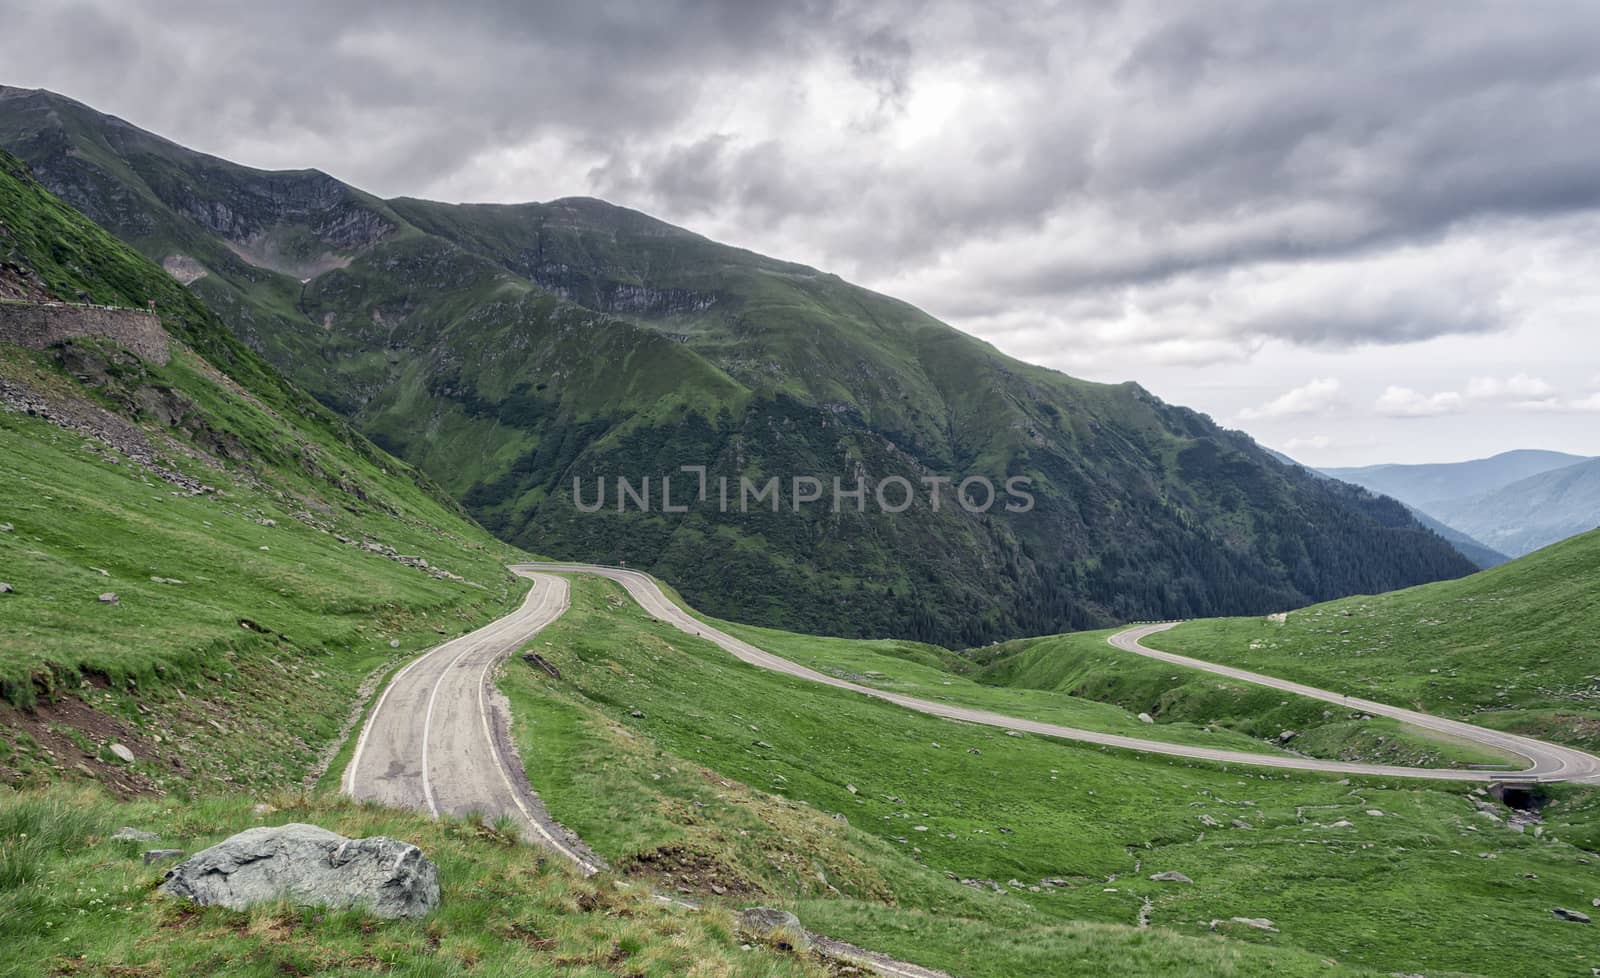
top-left (3, 0), bottom-right (1600, 357)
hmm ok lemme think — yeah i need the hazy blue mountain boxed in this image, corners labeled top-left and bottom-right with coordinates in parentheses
top-left (1323, 450), bottom-right (1590, 509)
top-left (1428, 458), bottom-right (1600, 557)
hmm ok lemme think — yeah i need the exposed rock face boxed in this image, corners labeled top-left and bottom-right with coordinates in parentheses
top-left (159, 823), bottom-right (440, 919)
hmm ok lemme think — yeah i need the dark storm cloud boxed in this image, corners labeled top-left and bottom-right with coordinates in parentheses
top-left (4, 0), bottom-right (1600, 354)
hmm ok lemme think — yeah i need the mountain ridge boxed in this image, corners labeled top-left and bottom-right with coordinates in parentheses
top-left (0, 85), bottom-right (1479, 644)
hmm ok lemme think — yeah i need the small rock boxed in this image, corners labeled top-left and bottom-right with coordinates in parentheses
top-left (629, 710), bottom-right (645, 718)
top-left (159, 824), bottom-right (439, 919)
top-left (1365, 810), bottom-right (1385, 817)
top-left (845, 784), bottom-right (857, 795)
top-left (1553, 907), bottom-right (1592, 924)
top-left (753, 741), bottom-right (773, 749)
top-left (251, 803), bottom-right (277, 818)
top-left (1199, 814), bottom-right (1220, 828)
top-left (389, 639), bottom-right (400, 649)
top-left (737, 907), bottom-right (811, 952)
top-left (1277, 730), bottom-right (1298, 743)
top-left (1005, 730), bottom-right (1022, 737)
top-left (1230, 917), bottom-right (1278, 931)
top-left (1138, 712), bottom-right (1155, 724)
top-left (98, 592), bottom-right (120, 605)
top-left (143, 849), bottom-right (184, 865)
top-left (1148, 871), bottom-right (1193, 883)
top-left (0, 583), bottom-right (12, 594)
top-left (0, 523), bottom-right (12, 532)
top-left (1328, 819), bottom-right (1354, 828)
top-left (1231, 818), bottom-right (1254, 830)
top-left (108, 743), bottom-right (135, 764)
top-left (112, 827), bottom-right (160, 843)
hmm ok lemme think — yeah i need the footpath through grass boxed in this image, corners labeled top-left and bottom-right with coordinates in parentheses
top-left (499, 576), bottom-right (1600, 978)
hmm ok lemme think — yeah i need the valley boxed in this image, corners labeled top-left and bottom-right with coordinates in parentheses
top-left (3, 72), bottom-right (1599, 978)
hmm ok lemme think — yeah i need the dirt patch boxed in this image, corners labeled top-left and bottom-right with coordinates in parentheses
top-left (0, 689), bottom-right (166, 797)
top-left (622, 844), bottom-right (761, 899)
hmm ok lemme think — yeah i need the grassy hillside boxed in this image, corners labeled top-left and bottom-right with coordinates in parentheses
top-left (0, 148), bottom-right (528, 793)
top-left (0, 788), bottom-right (833, 978)
top-left (497, 575), bottom-right (1600, 978)
top-left (0, 85), bottom-right (1478, 647)
top-left (1145, 529), bottom-right (1600, 750)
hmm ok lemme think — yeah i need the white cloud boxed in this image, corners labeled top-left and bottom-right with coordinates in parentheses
top-left (1238, 378), bottom-right (1343, 420)
top-left (1466, 373), bottom-right (1554, 400)
top-left (1283, 434), bottom-right (1332, 452)
top-left (1570, 391), bottom-right (1600, 413)
top-left (1375, 386), bottom-right (1464, 418)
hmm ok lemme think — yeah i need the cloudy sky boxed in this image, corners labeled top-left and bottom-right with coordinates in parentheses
top-left (4, 0), bottom-right (1600, 466)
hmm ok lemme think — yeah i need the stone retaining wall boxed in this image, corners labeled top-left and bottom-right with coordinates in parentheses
top-left (0, 301), bottom-right (171, 365)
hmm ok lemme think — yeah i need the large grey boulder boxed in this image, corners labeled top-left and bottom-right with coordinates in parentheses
top-left (159, 823), bottom-right (439, 919)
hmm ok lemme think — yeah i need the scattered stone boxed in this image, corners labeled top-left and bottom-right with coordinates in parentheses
top-left (1138, 712), bottom-right (1155, 724)
top-left (389, 639), bottom-right (400, 649)
top-left (1229, 917), bottom-right (1278, 932)
top-left (1553, 907), bottom-right (1592, 924)
top-left (1277, 730), bottom-right (1298, 743)
top-left (1231, 818), bottom-right (1254, 830)
top-left (98, 592), bottom-right (119, 604)
top-left (0, 523), bottom-right (12, 532)
top-left (629, 710), bottom-right (645, 719)
top-left (251, 803), bottom-right (277, 818)
top-left (1365, 809), bottom-right (1385, 817)
top-left (108, 743), bottom-right (135, 764)
top-left (150, 576), bottom-right (185, 585)
top-left (143, 849), bottom-right (184, 865)
top-left (1005, 730), bottom-right (1022, 737)
top-left (1148, 871), bottom-right (1193, 883)
top-left (846, 784), bottom-right (858, 795)
top-left (112, 827), bottom-right (159, 843)
top-left (737, 907), bottom-right (811, 952)
top-left (1199, 814), bottom-right (1220, 828)
top-left (159, 824), bottom-right (440, 919)
top-left (967, 747), bottom-right (982, 755)
top-left (0, 583), bottom-right (12, 594)
top-left (753, 741), bottom-right (773, 749)
top-left (1328, 820), bottom-right (1354, 828)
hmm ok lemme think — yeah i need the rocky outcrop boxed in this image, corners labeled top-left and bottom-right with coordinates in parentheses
top-left (159, 823), bottom-right (440, 919)
top-left (0, 301), bottom-right (169, 364)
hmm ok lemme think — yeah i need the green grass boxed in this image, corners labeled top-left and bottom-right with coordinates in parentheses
top-left (0, 786), bottom-right (835, 978)
top-left (1145, 529), bottom-right (1600, 750)
top-left (498, 576), bottom-right (1600, 978)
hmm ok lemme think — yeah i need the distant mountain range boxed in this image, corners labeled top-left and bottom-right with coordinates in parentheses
top-left (1322, 450), bottom-right (1590, 508)
top-left (1319, 450), bottom-right (1599, 560)
top-left (0, 85), bottom-right (1479, 643)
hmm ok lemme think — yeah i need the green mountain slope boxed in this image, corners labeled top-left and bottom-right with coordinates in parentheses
top-left (1267, 446), bottom-right (1508, 568)
top-left (0, 85), bottom-right (1478, 645)
top-left (1144, 528), bottom-right (1600, 749)
top-left (1429, 457), bottom-right (1600, 557)
top-left (0, 149), bottom-right (527, 792)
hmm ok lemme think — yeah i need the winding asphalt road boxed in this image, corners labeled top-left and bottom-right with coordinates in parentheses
top-left (343, 572), bottom-right (603, 873)
top-left (520, 563), bottom-right (1600, 785)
